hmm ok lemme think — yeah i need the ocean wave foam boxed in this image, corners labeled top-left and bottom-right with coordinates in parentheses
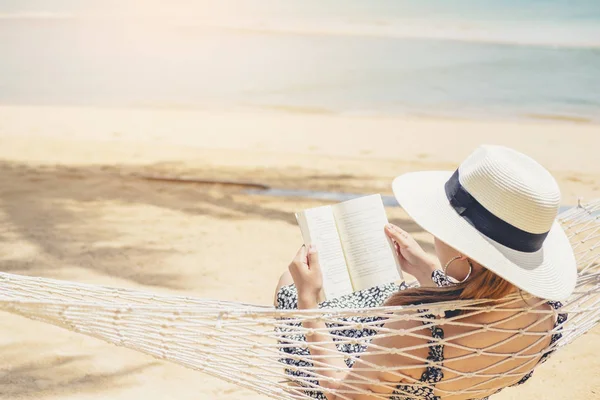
top-left (1, 11), bottom-right (599, 49)
top-left (208, 18), bottom-right (600, 49)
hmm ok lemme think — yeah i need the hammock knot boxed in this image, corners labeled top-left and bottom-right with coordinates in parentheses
top-left (396, 313), bottom-right (409, 321)
top-left (216, 311), bottom-right (228, 328)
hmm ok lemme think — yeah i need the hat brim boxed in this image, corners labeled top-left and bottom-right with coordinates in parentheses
top-left (392, 171), bottom-right (577, 301)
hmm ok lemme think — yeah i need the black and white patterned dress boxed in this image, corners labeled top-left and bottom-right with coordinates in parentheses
top-left (275, 271), bottom-right (566, 400)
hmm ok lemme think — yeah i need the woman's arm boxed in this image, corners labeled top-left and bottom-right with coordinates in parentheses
top-left (288, 246), bottom-right (430, 400)
top-left (298, 296), bottom-right (351, 384)
top-left (289, 246), bottom-right (350, 381)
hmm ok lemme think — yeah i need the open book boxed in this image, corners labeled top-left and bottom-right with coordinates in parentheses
top-left (295, 194), bottom-right (403, 300)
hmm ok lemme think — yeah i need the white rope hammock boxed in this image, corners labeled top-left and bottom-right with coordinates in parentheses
top-left (1, 199), bottom-right (599, 400)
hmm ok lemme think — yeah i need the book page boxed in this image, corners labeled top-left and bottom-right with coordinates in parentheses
top-left (332, 194), bottom-right (402, 291)
top-left (296, 206), bottom-right (354, 299)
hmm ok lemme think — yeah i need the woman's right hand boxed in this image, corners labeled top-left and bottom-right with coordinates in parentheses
top-left (385, 223), bottom-right (441, 286)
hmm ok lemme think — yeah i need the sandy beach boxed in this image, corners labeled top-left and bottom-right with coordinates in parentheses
top-left (0, 105), bottom-right (599, 399)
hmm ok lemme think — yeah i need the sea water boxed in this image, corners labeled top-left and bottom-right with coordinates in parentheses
top-left (1, 0), bottom-right (599, 121)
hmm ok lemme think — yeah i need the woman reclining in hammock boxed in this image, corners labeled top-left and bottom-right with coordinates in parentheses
top-left (274, 145), bottom-right (574, 400)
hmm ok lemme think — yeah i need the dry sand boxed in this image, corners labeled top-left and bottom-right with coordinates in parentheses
top-left (0, 105), bottom-right (598, 399)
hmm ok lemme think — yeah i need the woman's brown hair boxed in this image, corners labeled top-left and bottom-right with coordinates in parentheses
top-left (385, 266), bottom-right (515, 308)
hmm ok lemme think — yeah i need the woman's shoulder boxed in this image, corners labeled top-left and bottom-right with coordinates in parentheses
top-left (465, 299), bottom-right (555, 327)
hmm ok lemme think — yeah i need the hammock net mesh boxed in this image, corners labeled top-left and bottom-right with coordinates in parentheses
top-left (0, 199), bottom-right (599, 400)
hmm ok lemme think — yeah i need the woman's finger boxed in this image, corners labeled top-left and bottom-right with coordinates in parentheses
top-left (307, 244), bottom-right (321, 272)
top-left (390, 238), bottom-right (401, 255)
top-left (391, 239), bottom-right (409, 267)
top-left (289, 245), bottom-right (307, 277)
top-left (385, 224), bottom-right (412, 247)
top-left (294, 245), bottom-right (308, 266)
top-left (394, 240), bottom-right (402, 256)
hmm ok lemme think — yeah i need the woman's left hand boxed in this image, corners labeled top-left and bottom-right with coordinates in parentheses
top-left (288, 245), bottom-right (323, 308)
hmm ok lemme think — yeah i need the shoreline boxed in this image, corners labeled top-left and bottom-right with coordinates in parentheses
top-left (2, 102), bottom-right (598, 126)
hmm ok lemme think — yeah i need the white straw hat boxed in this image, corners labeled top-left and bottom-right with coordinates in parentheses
top-left (392, 145), bottom-right (576, 301)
